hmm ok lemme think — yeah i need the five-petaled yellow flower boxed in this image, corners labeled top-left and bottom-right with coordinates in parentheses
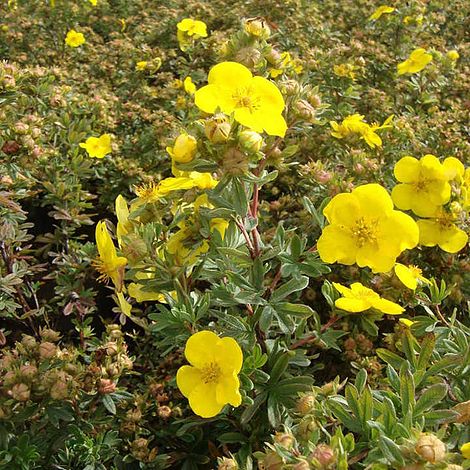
top-left (391, 155), bottom-right (452, 217)
top-left (397, 48), bottom-right (432, 75)
top-left (195, 61), bottom-right (287, 137)
top-left (417, 209), bottom-right (468, 253)
top-left (80, 134), bottom-right (112, 159)
top-left (317, 184), bottom-right (419, 273)
top-left (333, 282), bottom-right (404, 314)
top-left (394, 263), bottom-right (431, 290)
top-left (369, 5), bottom-right (395, 21)
top-left (94, 221), bottom-right (127, 291)
top-left (177, 18), bottom-right (208, 51)
top-left (176, 330), bottom-right (243, 418)
top-left (65, 29), bottom-right (86, 48)
top-left (135, 61), bottom-right (148, 71)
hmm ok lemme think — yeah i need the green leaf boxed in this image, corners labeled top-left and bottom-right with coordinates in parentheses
top-left (268, 352), bottom-right (291, 385)
top-left (414, 383), bottom-right (447, 417)
top-left (327, 397), bottom-right (362, 432)
top-left (270, 275), bottom-right (309, 303)
top-left (378, 435), bottom-right (405, 467)
top-left (345, 385), bottom-right (361, 421)
top-left (355, 369), bottom-right (368, 393)
top-left (424, 409), bottom-right (459, 425)
top-left (240, 392), bottom-right (267, 425)
top-left (102, 394), bottom-right (116, 415)
top-left (377, 348), bottom-right (404, 370)
top-left (399, 362), bottom-right (415, 417)
top-left (232, 178), bottom-right (248, 217)
top-left (416, 333), bottom-right (435, 372)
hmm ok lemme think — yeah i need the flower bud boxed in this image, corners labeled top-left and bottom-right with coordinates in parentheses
top-left (311, 444), bottom-right (335, 467)
top-left (259, 452), bottom-right (283, 470)
top-left (39, 341), bottom-right (57, 359)
top-left (50, 374), bottom-right (69, 400)
top-left (14, 122), bottom-right (29, 134)
top-left (244, 18), bottom-right (271, 39)
top-left (127, 409), bottom-right (142, 422)
top-left (453, 399), bottom-right (470, 423)
top-left (158, 405), bottom-right (172, 419)
top-left (3, 370), bottom-right (16, 386)
top-left (131, 438), bottom-right (149, 461)
top-left (107, 324), bottom-right (123, 338)
top-left (295, 99), bottom-right (317, 122)
top-left (273, 432), bottom-right (295, 450)
top-left (106, 364), bottom-right (120, 377)
top-left (293, 460), bottom-right (310, 470)
top-left (10, 383), bottom-right (30, 402)
top-left (296, 392), bottom-right (316, 414)
top-left (222, 147), bottom-right (249, 175)
top-left (121, 233), bottom-right (148, 264)
top-left (446, 50), bottom-right (459, 61)
top-left (205, 114), bottom-right (231, 143)
top-left (21, 335), bottom-right (37, 350)
top-left (40, 328), bottom-right (61, 342)
top-left (19, 364), bottom-right (37, 380)
top-left (98, 378), bottom-right (116, 394)
top-left (307, 93), bottom-right (322, 108)
top-left (235, 47), bottom-right (262, 69)
top-left (415, 434), bottom-right (446, 463)
top-left (265, 47), bottom-right (282, 65)
top-left (239, 130), bottom-right (264, 153)
top-left (105, 342), bottom-right (119, 357)
top-left (218, 457), bottom-right (239, 470)
top-left (279, 79), bottom-right (301, 96)
top-left (167, 134), bottom-right (197, 163)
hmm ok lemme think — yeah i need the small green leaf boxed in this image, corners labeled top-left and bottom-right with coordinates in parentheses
top-left (378, 435), bottom-right (405, 467)
top-left (414, 383), bottom-right (447, 417)
top-left (102, 394), bottom-right (116, 415)
top-left (270, 275), bottom-right (309, 303)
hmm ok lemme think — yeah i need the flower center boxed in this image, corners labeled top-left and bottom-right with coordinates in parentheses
top-left (134, 182), bottom-right (160, 202)
top-left (351, 217), bottom-right (378, 247)
top-left (233, 88), bottom-right (260, 113)
top-left (201, 362), bottom-right (221, 384)
top-left (409, 265), bottom-right (422, 278)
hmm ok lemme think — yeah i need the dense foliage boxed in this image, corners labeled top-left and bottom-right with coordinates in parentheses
top-left (0, 0), bottom-right (469, 469)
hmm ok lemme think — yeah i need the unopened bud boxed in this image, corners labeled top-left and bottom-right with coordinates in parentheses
top-left (19, 364), bottom-right (37, 380)
top-left (273, 432), bottom-right (295, 450)
top-left (205, 114), bottom-right (231, 143)
top-left (21, 335), bottom-right (37, 350)
top-left (453, 399), bottom-right (470, 423)
top-left (218, 457), bottom-right (239, 470)
top-left (40, 328), bottom-right (61, 342)
top-left (259, 451), bottom-right (283, 470)
top-left (307, 93), bottom-right (322, 108)
top-left (311, 444), bottom-right (335, 467)
top-left (295, 99), bottom-right (317, 122)
top-left (297, 392), bottom-right (316, 414)
top-left (415, 434), bottom-right (446, 463)
top-left (98, 379), bottom-right (116, 394)
top-left (265, 47), bottom-right (282, 65)
top-left (158, 405), bottom-right (172, 419)
top-left (39, 341), bottom-right (57, 359)
top-left (167, 134), bottom-right (197, 163)
top-left (279, 79), bottom-right (301, 96)
top-left (293, 460), bottom-right (310, 470)
top-left (10, 383), bottom-right (30, 402)
top-left (14, 122), bottom-right (29, 134)
top-left (235, 47), bottom-right (262, 69)
top-left (222, 148), bottom-right (248, 175)
top-left (239, 130), bottom-right (263, 153)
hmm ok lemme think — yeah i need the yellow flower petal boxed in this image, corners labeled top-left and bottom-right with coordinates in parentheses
top-left (371, 298), bottom-right (404, 315)
top-left (394, 263), bottom-right (418, 290)
top-left (336, 297), bottom-right (370, 312)
top-left (208, 61), bottom-right (252, 89)
top-left (188, 382), bottom-right (223, 418)
top-left (176, 365), bottom-right (203, 397)
top-left (394, 156), bottom-right (420, 183)
top-left (184, 330), bottom-right (219, 368)
top-left (216, 373), bottom-right (242, 407)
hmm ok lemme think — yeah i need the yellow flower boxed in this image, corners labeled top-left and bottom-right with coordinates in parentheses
top-left (89, 0), bottom-right (98, 5)
top-left (391, 155), bottom-right (451, 217)
top-left (136, 61), bottom-right (148, 71)
top-left (195, 61), bottom-right (287, 137)
top-left (183, 77), bottom-right (196, 95)
top-left (333, 63), bottom-right (357, 80)
top-left (166, 134), bottom-right (197, 163)
top-left (65, 29), bottom-right (86, 48)
top-left (128, 271), bottom-right (164, 302)
top-left (461, 442), bottom-right (470, 459)
top-left (317, 184), bottom-right (419, 273)
top-left (397, 48), bottom-right (432, 75)
top-left (369, 5), bottom-right (395, 21)
top-left (446, 50), bottom-right (459, 61)
top-left (333, 282), bottom-right (404, 314)
top-left (417, 210), bottom-right (468, 253)
top-left (244, 18), bottom-right (271, 39)
top-left (93, 221), bottom-right (127, 291)
top-left (394, 263), bottom-right (431, 290)
top-left (176, 330), bottom-right (243, 418)
top-left (399, 318), bottom-right (415, 328)
top-left (330, 114), bottom-right (392, 149)
top-left (177, 18), bottom-right (207, 51)
top-left (268, 52), bottom-right (303, 78)
top-left (79, 134), bottom-right (112, 159)
top-left (177, 18), bottom-right (208, 37)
